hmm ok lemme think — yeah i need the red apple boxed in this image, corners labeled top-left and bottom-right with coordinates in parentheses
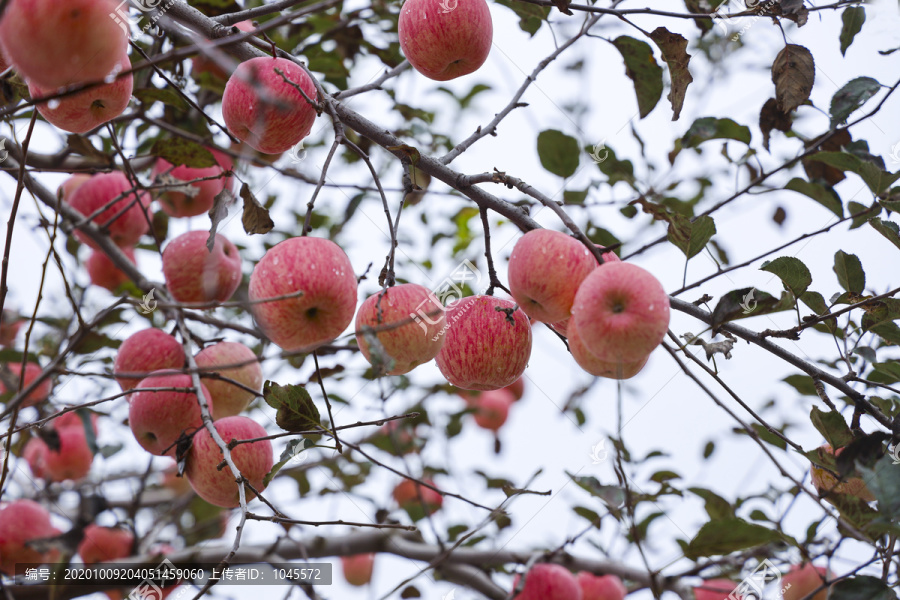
top-left (782, 563), bottom-right (830, 600)
top-left (572, 262), bottom-right (670, 364)
top-left (195, 341), bottom-right (262, 419)
top-left (0, 310), bottom-right (21, 347)
top-left (222, 56), bottom-right (318, 154)
top-left (567, 318), bottom-right (647, 379)
top-left (355, 283), bottom-right (445, 375)
top-left (191, 21), bottom-right (254, 80)
top-left (809, 444), bottom-right (875, 502)
top-left (28, 52), bottom-right (132, 134)
top-left (341, 553), bottom-right (375, 586)
top-left (435, 295), bottom-right (532, 390)
top-left (398, 0), bottom-right (493, 81)
top-left (471, 388), bottom-right (514, 431)
top-left (67, 172), bottom-right (150, 249)
top-left (23, 436), bottom-right (47, 479)
top-left (185, 416), bottom-right (274, 508)
top-left (0, 499), bottom-right (57, 575)
top-left (249, 236), bottom-right (358, 351)
top-left (162, 231), bottom-right (242, 304)
top-left (40, 425), bottom-right (94, 481)
top-left (129, 372), bottom-right (213, 457)
top-left (78, 525), bottom-right (134, 564)
top-left (53, 410), bottom-right (99, 434)
top-left (152, 149), bottom-right (234, 218)
top-left (85, 246), bottom-right (136, 292)
top-left (693, 579), bottom-right (740, 600)
top-left (576, 572), bottom-right (626, 600)
top-left (0, 0), bottom-right (128, 89)
top-left (0, 362), bottom-right (52, 406)
top-left (58, 174), bottom-right (91, 201)
top-left (392, 478), bottom-right (443, 518)
top-left (504, 377), bottom-right (525, 401)
top-left (511, 564), bottom-right (583, 600)
top-left (508, 230), bottom-right (599, 323)
top-left (114, 328), bottom-right (186, 392)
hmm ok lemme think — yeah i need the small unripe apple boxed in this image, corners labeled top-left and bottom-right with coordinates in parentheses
top-left (781, 563), bottom-right (830, 600)
top-left (809, 444), bottom-right (875, 502)
top-left (398, 0), bottom-right (493, 81)
top-left (435, 295), bottom-right (532, 391)
top-left (572, 262), bottom-right (670, 364)
top-left (567, 318), bottom-right (647, 379)
top-left (0, 310), bottom-right (21, 347)
top-left (78, 525), bottom-right (134, 564)
top-left (152, 149), bottom-right (234, 218)
top-left (355, 283), bottom-right (445, 375)
top-left (28, 52), bottom-right (132, 134)
top-left (472, 388), bottom-right (514, 431)
top-left (222, 56), bottom-right (318, 154)
top-left (191, 21), bottom-right (254, 80)
top-left (0, 0), bottom-right (128, 89)
top-left (693, 579), bottom-right (739, 600)
top-left (129, 372), bottom-right (213, 457)
top-left (249, 237), bottom-right (358, 351)
top-left (162, 231), bottom-right (242, 304)
top-left (576, 572), bottom-right (627, 600)
top-left (185, 416), bottom-right (274, 508)
top-left (341, 553), bottom-right (375, 586)
top-left (0, 362), bottom-right (52, 406)
top-left (195, 341), bottom-right (262, 419)
top-left (509, 230), bottom-right (599, 323)
top-left (0, 499), bottom-right (57, 575)
top-left (85, 246), bottom-right (136, 292)
top-left (392, 478), bottom-right (443, 519)
top-left (67, 172), bottom-right (150, 249)
top-left (511, 564), bottom-right (583, 600)
top-left (504, 377), bottom-right (525, 401)
top-left (114, 328), bottom-right (186, 392)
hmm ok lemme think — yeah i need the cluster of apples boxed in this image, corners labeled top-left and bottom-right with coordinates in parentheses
top-left (113, 327), bottom-right (273, 508)
top-left (511, 563), bottom-right (627, 600)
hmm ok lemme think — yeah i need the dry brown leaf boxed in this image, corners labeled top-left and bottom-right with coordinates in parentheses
top-left (772, 44), bottom-right (815, 113)
top-left (240, 183), bottom-right (274, 235)
top-left (802, 128), bottom-right (852, 185)
top-left (759, 98), bottom-right (793, 151)
top-left (649, 27), bottom-right (694, 121)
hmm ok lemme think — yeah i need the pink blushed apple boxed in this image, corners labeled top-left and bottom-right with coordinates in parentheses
top-left (435, 295), bottom-right (532, 391)
top-left (398, 0), bottom-right (493, 81)
top-left (58, 174), bottom-right (91, 201)
top-left (567, 318), bottom-right (647, 379)
top-left (191, 21), bottom-right (254, 80)
top-left (782, 563), bottom-right (830, 600)
top-left (249, 237), bottom-right (358, 351)
top-left (152, 149), bottom-right (234, 218)
top-left (0, 310), bottom-right (21, 347)
top-left (471, 388), bottom-right (514, 431)
top-left (85, 246), bottom-right (136, 292)
top-left (67, 172), bottom-right (150, 249)
top-left (572, 261), bottom-right (670, 364)
top-left (341, 554), bottom-right (375, 586)
top-left (0, 499), bottom-right (57, 575)
top-left (162, 231), bottom-right (242, 304)
top-left (28, 53), bottom-right (132, 134)
top-left (511, 564), bottom-right (583, 600)
top-left (355, 283), bottom-right (445, 375)
top-left (195, 341), bottom-right (262, 419)
top-left (392, 478), bottom-right (443, 519)
top-left (504, 377), bottom-right (525, 401)
top-left (693, 579), bottom-right (741, 600)
top-left (0, 362), bottom-right (52, 406)
top-left (39, 425), bottom-right (94, 481)
top-left (185, 416), bottom-right (273, 508)
top-left (508, 230), bottom-right (599, 323)
top-left (23, 436), bottom-right (47, 479)
top-left (576, 572), bottom-right (627, 600)
top-left (114, 328), bottom-right (185, 392)
top-left (78, 525), bottom-right (134, 564)
top-left (129, 372), bottom-right (213, 457)
top-left (222, 56), bottom-right (318, 154)
top-left (0, 0), bottom-right (128, 89)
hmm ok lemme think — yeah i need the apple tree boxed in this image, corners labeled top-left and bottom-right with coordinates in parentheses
top-left (0, 0), bottom-right (898, 598)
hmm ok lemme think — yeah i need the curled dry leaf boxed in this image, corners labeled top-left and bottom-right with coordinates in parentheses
top-left (649, 27), bottom-right (694, 121)
top-left (772, 44), bottom-right (815, 114)
top-left (759, 98), bottom-right (793, 152)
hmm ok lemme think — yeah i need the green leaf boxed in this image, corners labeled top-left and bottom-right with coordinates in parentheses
top-left (810, 407), bottom-right (853, 449)
top-left (871, 361), bottom-right (900, 383)
top-left (667, 215), bottom-right (715, 259)
top-left (783, 374), bottom-right (818, 396)
top-left (494, 0), bottom-right (549, 36)
top-left (537, 129), bottom-right (580, 178)
top-left (133, 88), bottom-right (189, 111)
top-left (151, 138), bottom-right (216, 168)
top-left (857, 455), bottom-right (900, 532)
top-left (830, 576), bottom-right (898, 600)
top-left (808, 152), bottom-right (900, 194)
top-left (760, 256), bottom-right (812, 298)
top-left (612, 36), bottom-right (664, 119)
top-left (573, 506), bottom-right (602, 525)
top-left (685, 518), bottom-right (783, 560)
top-left (869, 218), bottom-right (900, 251)
top-left (785, 178), bottom-right (843, 218)
top-left (263, 381), bottom-right (321, 432)
top-left (263, 438), bottom-right (311, 486)
top-left (682, 117), bottom-right (751, 149)
top-left (688, 487), bottom-right (734, 521)
top-left (588, 145), bottom-right (635, 186)
top-left (710, 288), bottom-right (789, 329)
top-left (568, 473), bottom-right (626, 511)
top-left (839, 6), bottom-right (866, 56)
top-left (830, 76), bottom-right (880, 127)
top-left (833, 250), bottom-right (865, 294)
top-left (800, 291), bottom-right (829, 315)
